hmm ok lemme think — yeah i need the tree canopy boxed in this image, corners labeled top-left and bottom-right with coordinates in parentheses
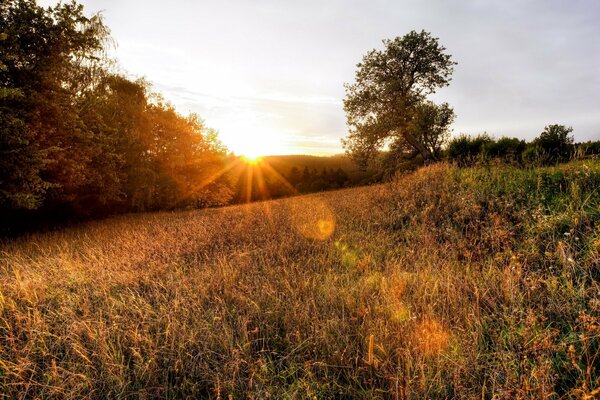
top-left (0, 0), bottom-right (232, 230)
top-left (343, 30), bottom-right (456, 166)
top-left (531, 124), bottom-right (574, 164)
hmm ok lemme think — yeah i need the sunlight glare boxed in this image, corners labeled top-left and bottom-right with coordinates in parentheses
top-left (241, 155), bottom-right (262, 165)
top-left (289, 197), bottom-right (336, 240)
top-left (218, 122), bottom-right (288, 158)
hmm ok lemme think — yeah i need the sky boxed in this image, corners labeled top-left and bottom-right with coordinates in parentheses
top-left (41, 0), bottom-right (600, 156)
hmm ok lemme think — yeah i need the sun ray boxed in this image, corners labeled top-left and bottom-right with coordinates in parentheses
top-left (190, 157), bottom-right (242, 193)
top-left (259, 159), bottom-right (300, 195)
top-left (253, 166), bottom-right (275, 227)
top-left (254, 165), bottom-right (269, 201)
top-left (244, 164), bottom-right (254, 204)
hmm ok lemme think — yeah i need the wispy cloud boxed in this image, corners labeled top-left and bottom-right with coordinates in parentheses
top-left (44, 0), bottom-right (600, 152)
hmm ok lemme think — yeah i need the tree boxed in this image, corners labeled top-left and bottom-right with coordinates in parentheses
top-left (287, 166), bottom-right (301, 186)
top-left (532, 124), bottom-right (574, 164)
top-left (343, 30), bottom-right (456, 166)
top-left (403, 100), bottom-right (454, 160)
top-left (0, 57), bottom-right (46, 209)
top-left (0, 0), bottom-right (109, 212)
top-left (333, 167), bottom-right (348, 187)
top-left (483, 137), bottom-right (526, 163)
top-left (81, 74), bottom-right (151, 212)
top-left (0, 0), bottom-right (234, 230)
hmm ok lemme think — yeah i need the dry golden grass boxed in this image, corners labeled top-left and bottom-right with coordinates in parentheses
top-left (1, 162), bottom-right (599, 398)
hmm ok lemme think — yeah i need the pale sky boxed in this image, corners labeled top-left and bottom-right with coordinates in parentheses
top-left (41, 0), bottom-right (600, 156)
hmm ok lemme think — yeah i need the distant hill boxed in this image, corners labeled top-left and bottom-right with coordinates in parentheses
top-left (262, 154), bottom-right (357, 172)
top-left (262, 154), bottom-right (379, 183)
top-left (228, 154), bottom-right (381, 203)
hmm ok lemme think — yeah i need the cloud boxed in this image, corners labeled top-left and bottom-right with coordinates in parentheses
top-left (44, 0), bottom-right (600, 149)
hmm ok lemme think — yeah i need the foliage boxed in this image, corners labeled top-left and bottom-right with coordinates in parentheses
top-left (576, 140), bottom-right (600, 157)
top-left (445, 133), bottom-right (493, 166)
top-left (446, 126), bottom-right (596, 168)
top-left (0, 0), bottom-right (231, 231)
top-left (0, 0), bottom-right (108, 209)
top-left (530, 124), bottom-right (575, 164)
top-left (482, 136), bottom-right (527, 162)
top-left (343, 30), bottom-right (456, 166)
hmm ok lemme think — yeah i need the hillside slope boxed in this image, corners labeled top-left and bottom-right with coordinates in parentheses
top-left (1, 161), bottom-right (599, 398)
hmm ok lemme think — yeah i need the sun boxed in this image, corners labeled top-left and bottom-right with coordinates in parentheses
top-left (241, 154), bottom-right (262, 164)
top-left (234, 138), bottom-right (275, 160)
top-left (240, 146), bottom-right (265, 161)
top-left (217, 124), bottom-right (288, 159)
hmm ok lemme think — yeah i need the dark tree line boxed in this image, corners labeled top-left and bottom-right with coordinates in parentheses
top-left (1, 1), bottom-right (232, 232)
top-left (446, 125), bottom-right (600, 167)
top-left (227, 162), bottom-right (359, 204)
top-left (287, 167), bottom-right (349, 193)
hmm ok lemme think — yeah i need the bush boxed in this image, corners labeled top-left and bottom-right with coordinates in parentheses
top-left (575, 140), bottom-right (600, 158)
top-left (444, 126), bottom-right (581, 168)
top-left (482, 137), bottom-right (526, 163)
top-left (445, 133), bottom-right (493, 166)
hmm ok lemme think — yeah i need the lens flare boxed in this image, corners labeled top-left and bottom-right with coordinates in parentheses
top-left (289, 197), bottom-right (336, 240)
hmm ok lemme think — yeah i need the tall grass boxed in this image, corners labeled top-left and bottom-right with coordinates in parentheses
top-left (1, 161), bottom-right (598, 398)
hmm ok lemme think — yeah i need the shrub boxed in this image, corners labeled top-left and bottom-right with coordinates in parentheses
top-left (575, 140), bottom-right (600, 158)
top-left (482, 137), bottom-right (526, 163)
top-left (445, 133), bottom-right (493, 166)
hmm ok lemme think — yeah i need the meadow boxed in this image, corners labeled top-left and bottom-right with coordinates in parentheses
top-left (1, 161), bottom-right (599, 399)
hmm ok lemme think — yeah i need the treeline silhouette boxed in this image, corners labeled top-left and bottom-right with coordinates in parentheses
top-left (1, 1), bottom-right (234, 232)
top-left (445, 125), bottom-right (600, 167)
top-left (227, 155), bottom-right (379, 203)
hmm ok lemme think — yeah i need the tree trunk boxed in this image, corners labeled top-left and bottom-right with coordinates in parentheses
top-left (402, 131), bottom-right (436, 163)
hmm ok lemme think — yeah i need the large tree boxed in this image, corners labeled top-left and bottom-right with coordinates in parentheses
top-left (343, 30), bottom-right (456, 166)
top-left (0, 0), bottom-right (109, 210)
top-left (1, 0), bottom-right (234, 229)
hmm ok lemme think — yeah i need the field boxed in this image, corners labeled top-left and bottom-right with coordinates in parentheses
top-left (1, 162), bottom-right (599, 399)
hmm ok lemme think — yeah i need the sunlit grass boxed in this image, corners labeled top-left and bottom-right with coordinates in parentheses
top-left (0, 160), bottom-right (598, 398)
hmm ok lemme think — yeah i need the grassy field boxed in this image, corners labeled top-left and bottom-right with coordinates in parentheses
top-left (1, 161), bottom-right (599, 399)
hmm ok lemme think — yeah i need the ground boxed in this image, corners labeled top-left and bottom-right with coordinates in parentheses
top-left (1, 162), bottom-right (599, 399)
